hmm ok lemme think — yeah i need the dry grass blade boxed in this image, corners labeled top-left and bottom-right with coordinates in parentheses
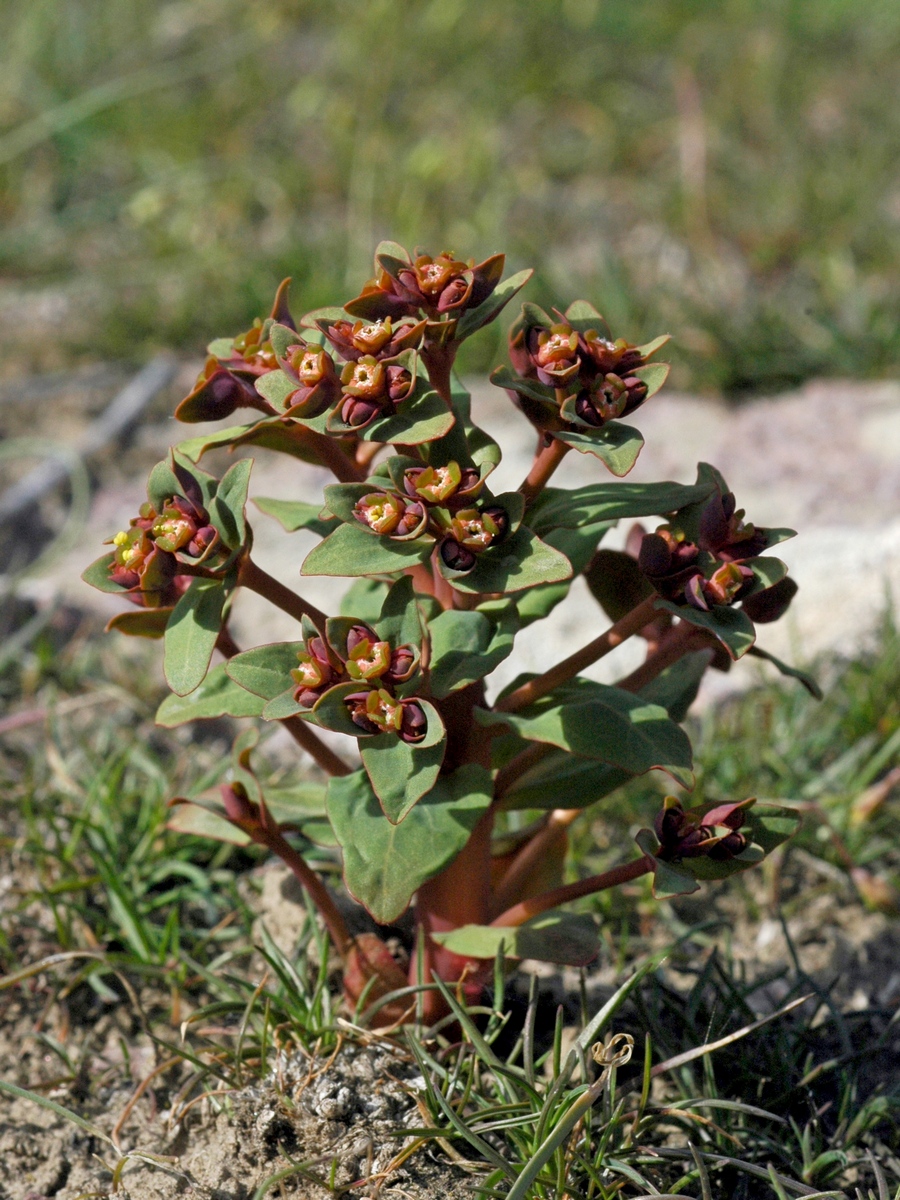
top-left (651, 993), bottom-right (813, 1077)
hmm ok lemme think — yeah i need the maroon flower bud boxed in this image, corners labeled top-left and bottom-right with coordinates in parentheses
top-left (341, 394), bottom-right (382, 427)
top-left (151, 496), bottom-right (207, 554)
top-left (440, 538), bottom-right (477, 573)
top-left (345, 691), bottom-right (382, 734)
top-left (437, 275), bottom-right (472, 313)
top-left (346, 624), bottom-right (379, 656)
top-left (385, 364), bottom-right (414, 403)
top-left (399, 700), bottom-right (428, 744)
top-left (653, 796), bottom-right (753, 863)
top-left (221, 781), bottom-right (257, 825)
top-left (344, 269), bottom-right (422, 322)
top-left (639, 529), bottom-right (701, 600)
top-left (394, 500), bottom-right (427, 538)
top-left (385, 645), bottom-right (417, 685)
top-left (187, 524), bottom-right (218, 558)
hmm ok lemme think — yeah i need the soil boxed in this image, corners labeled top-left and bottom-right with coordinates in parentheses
top-left (3, 848), bottom-right (899, 1200)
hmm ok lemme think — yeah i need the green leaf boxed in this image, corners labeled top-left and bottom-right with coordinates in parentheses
top-left (489, 366), bottom-right (557, 408)
top-left (454, 268), bottom-right (534, 340)
top-left (634, 829), bottom-right (699, 898)
top-left (432, 912), bottom-right (599, 967)
top-left (584, 549), bottom-right (654, 622)
top-left (212, 458), bottom-right (252, 550)
top-left (163, 577), bottom-right (228, 696)
top-left (362, 386), bottom-right (455, 446)
top-left (167, 801), bottom-right (251, 846)
top-left (743, 555), bottom-right (788, 595)
top-left (300, 305), bottom-right (350, 329)
top-left (500, 655), bottom-right (710, 811)
top-left (106, 608), bottom-right (171, 638)
top-left (310, 681), bottom-right (370, 736)
top-left (264, 782), bottom-right (328, 825)
top-left (253, 496), bottom-right (338, 537)
top-left (360, 702), bottom-right (446, 823)
top-left (207, 336), bottom-right (237, 358)
top-left (563, 299), bottom-right (607, 335)
top-left (635, 333), bottom-right (671, 358)
top-left (428, 604), bottom-right (518, 698)
top-left (226, 641), bottom-right (303, 699)
top-left (655, 599), bottom-right (756, 659)
top-left (340, 578), bottom-right (390, 621)
top-left (641, 650), bottom-right (712, 722)
top-left (320, 482), bottom-right (373, 525)
top-left (556, 422), bottom-right (644, 477)
top-left (747, 646), bottom-right (823, 700)
top-left (147, 457), bottom-right (183, 510)
top-left (262, 686), bottom-right (308, 722)
top-left (481, 679), bottom-right (693, 787)
top-left (528, 480), bottom-right (715, 536)
top-left (302, 521), bottom-right (432, 577)
top-left (176, 419), bottom-right (322, 466)
top-left (747, 802), bottom-right (802, 855)
top-left (631, 362), bottom-right (670, 399)
top-left (254, 368), bottom-right (298, 409)
top-left (374, 574), bottom-right (425, 649)
top-left (443, 527), bottom-right (572, 596)
top-left (82, 552), bottom-right (127, 594)
top-left (326, 764), bottom-right (493, 923)
top-left (157, 662), bottom-right (266, 725)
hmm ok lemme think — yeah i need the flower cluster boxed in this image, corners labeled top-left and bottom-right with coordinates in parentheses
top-left (653, 796), bottom-right (754, 863)
top-left (497, 301), bottom-right (669, 434)
top-left (107, 494), bottom-right (217, 608)
top-left (351, 460), bottom-right (509, 574)
top-left (290, 624), bottom-right (425, 743)
top-left (638, 489), bottom-right (787, 615)
top-left (343, 251), bottom-right (505, 323)
top-left (277, 321), bottom-right (418, 431)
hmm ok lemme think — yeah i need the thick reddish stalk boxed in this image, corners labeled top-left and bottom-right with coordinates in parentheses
top-left (282, 715), bottom-right (353, 777)
top-left (302, 429), bottom-right (366, 483)
top-left (490, 807), bottom-right (582, 917)
top-left (253, 823), bottom-right (352, 956)
top-left (238, 557), bottom-right (327, 629)
top-left (491, 855), bottom-right (653, 928)
top-left (496, 595), bottom-right (660, 713)
top-left (616, 620), bottom-right (708, 693)
top-left (519, 436), bottom-right (571, 505)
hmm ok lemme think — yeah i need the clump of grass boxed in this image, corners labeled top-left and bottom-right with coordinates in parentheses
top-left (2, 0), bottom-right (900, 389)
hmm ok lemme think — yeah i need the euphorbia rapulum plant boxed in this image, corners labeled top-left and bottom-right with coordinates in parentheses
top-left (84, 242), bottom-right (812, 1025)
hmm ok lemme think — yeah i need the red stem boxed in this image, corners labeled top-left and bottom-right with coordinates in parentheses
top-left (616, 620), bottom-right (708, 693)
top-left (519, 437), bottom-right (570, 505)
top-left (496, 595), bottom-right (660, 713)
top-left (238, 557), bottom-right (327, 629)
top-left (491, 855), bottom-right (653, 928)
top-left (252, 823), bottom-right (352, 956)
top-left (282, 716), bottom-right (353, 778)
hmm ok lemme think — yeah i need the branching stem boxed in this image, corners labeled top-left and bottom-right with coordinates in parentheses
top-left (491, 855), bottom-right (653, 928)
top-left (518, 436), bottom-right (570, 505)
top-left (238, 557), bottom-right (327, 629)
top-left (252, 823), bottom-right (352, 956)
top-left (496, 594), bottom-right (660, 713)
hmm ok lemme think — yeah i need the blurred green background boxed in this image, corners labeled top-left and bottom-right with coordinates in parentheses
top-left (2, 0), bottom-right (899, 391)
